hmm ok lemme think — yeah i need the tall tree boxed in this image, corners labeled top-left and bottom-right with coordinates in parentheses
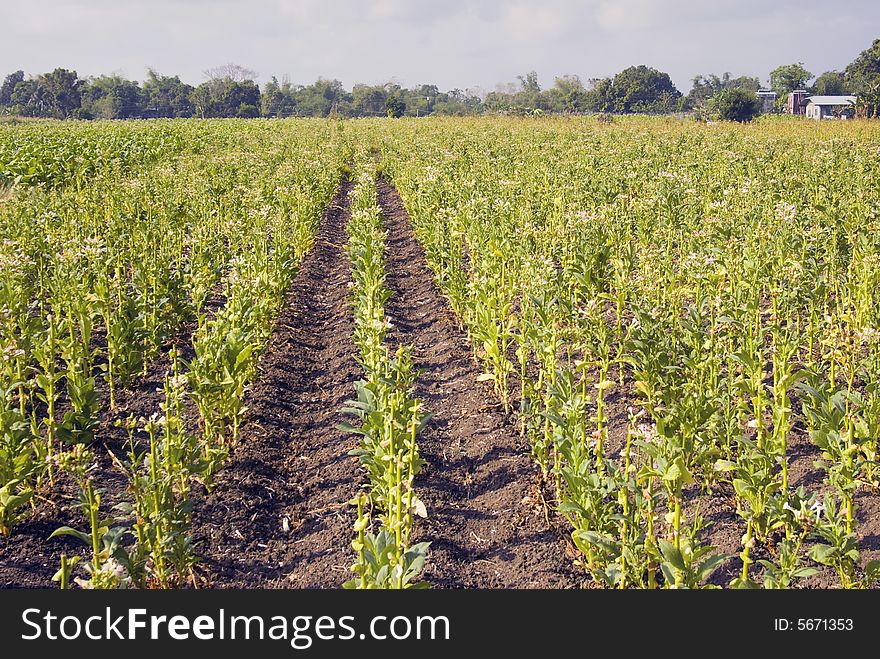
top-left (515, 71), bottom-right (546, 110)
top-left (203, 63), bottom-right (258, 83)
top-left (293, 78), bottom-right (348, 117)
top-left (384, 83), bottom-right (406, 117)
top-left (811, 70), bottom-right (848, 96)
top-left (192, 78), bottom-right (261, 118)
top-left (685, 72), bottom-right (760, 109)
top-left (350, 84), bottom-right (388, 116)
top-left (769, 62), bottom-right (813, 95)
top-left (587, 77), bottom-right (615, 112)
top-left (844, 38), bottom-right (880, 116)
top-left (432, 88), bottom-right (482, 115)
top-left (0, 71), bottom-right (24, 107)
top-left (261, 76), bottom-right (296, 117)
top-left (606, 65), bottom-right (681, 113)
top-left (36, 68), bottom-right (83, 118)
top-left (81, 75), bottom-right (143, 119)
top-left (142, 69), bottom-right (194, 117)
top-left (10, 79), bottom-right (51, 117)
top-left (548, 75), bottom-right (589, 113)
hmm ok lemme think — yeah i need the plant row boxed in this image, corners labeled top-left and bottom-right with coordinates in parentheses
top-left (381, 116), bottom-right (880, 588)
top-left (0, 120), bottom-right (347, 587)
top-left (341, 155), bottom-right (430, 589)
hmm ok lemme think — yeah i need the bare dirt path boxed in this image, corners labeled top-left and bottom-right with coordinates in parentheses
top-left (377, 176), bottom-right (581, 588)
top-left (191, 180), bottom-right (362, 588)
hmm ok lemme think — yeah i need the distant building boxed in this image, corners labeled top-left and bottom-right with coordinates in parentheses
top-left (787, 90), bottom-right (809, 115)
top-left (804, 95), bottom-right (857, 119)
top-left (756, 89), bottom-right (777, 113)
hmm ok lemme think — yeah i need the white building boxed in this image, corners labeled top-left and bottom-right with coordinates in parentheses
top-left (805, 95), bottom-right (857, 119)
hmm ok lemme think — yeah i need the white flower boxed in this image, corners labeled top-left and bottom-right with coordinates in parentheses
top-left (782, 501), bottom-right (805, 521)
top-left (169, 374), bottom-right (189, 390)
top-left (637, 423), bottom-right (658, 443)
top-left (775, 201), bottom-right (797, 223)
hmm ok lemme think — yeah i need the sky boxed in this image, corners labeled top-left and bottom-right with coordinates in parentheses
top-left (2, 0), bottom-right (878, 94)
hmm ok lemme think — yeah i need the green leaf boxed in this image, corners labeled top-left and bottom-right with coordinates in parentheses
top-left (49, 526), bottom-right (92, 545)
top-left (558, 501), bottom-right (588, 518)
top-left (673, 456), bottom-right (694, 485)
top-left (697, 553), bottom-right (729, 580)
top-left (808, 543), bottom-right (837, 566)
top-left (658, 539), bottom-right (686, 572)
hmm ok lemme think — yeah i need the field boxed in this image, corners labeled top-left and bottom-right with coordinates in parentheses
top-left (1, 116), bottom-right (879, 589)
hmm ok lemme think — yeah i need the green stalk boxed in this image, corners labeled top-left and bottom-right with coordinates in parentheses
top-left (85, 481), bottom-right (101, 576)
top-left (46, 317), bottom-right (57, 487)
top-left (740, 519), bottom-right (754, 585)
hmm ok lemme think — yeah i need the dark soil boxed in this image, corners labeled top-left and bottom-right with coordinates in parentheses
top-left (189, 180), bottom-right (362, 588)
top-left (377, 177), bottom-right (582, 588)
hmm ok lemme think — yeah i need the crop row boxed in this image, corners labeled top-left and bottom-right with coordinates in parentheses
top-left (342, 154), bottom-right (430, 589)
top-left (381, 117), bottom-right (880, 588)
top-left (1, 121), bottom-right (346, 587)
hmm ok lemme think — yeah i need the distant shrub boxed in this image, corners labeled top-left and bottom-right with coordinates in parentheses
top-left (713, 89), bottom-right (762, 122)
top-left (236, 103), bottom-right (260, 118)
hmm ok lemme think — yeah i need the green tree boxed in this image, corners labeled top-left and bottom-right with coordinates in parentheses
top-left (605, 65), bottom-right (681, 113)
top-left (21, 68), bottom-right (84, 118)
top-left (385, 92), bottom-right (406, 118)
top-left (844, 38), bottom-right (880, 116)
top-left (192, 78), bottom-right (261, 118)
top-left (587, 77), bottom-right (615, 112)
top-left (142, 69), bottom-right (194, 118)
top-left (293, 78), bottom-right (348, 117)
top-left (236, 102), bottom-right (260, 118)
top-left (811, 70), bottom-right (848, 96)
top-left (685, 72), bottom-right (760, 109)
top-left (548, 75), bottom-right (589, 113)
top-left (400, 84), bottom-right (440, 116)
top-left (81, 75), bottom-right (143, 119)
top-left (516, 70), bottom-right (546, 110)
top-left (261, 76), bottom-right (296, 117)
top-left (769, 62), bottom-right (813, 95)
top-left (483, 83), bottom-right (518, 113)
top-left (7, 69), bottom-right (82, 118)
top-left (42, 68), bottom-right (84, 117)
top-left (0, 71), bottom-right (24, 107)
top-left (351, 84), bottom-right (388, 116)
top-left (9, 79), bottom-right (51, 117)
top-left (712, 88), bottom-right (762, 122)
top-left (432, 88), bottom-right (482, 115)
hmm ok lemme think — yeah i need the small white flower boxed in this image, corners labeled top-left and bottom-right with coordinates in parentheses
top-left (782, 501), bottom-right (805, 521)
top-left (637, 423), bottom-right (658, 443)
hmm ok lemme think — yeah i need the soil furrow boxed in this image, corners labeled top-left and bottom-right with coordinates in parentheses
top-left (377, 176), bottom-right (581, 588)
top-left (191, 180), bottom-right (361, 588)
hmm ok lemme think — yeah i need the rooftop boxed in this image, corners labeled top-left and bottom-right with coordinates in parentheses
top-left (807, 95), bottom-right (857, 106)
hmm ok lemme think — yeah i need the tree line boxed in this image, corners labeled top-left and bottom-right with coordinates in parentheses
top-left (1, 38), bottom-right (878, 121)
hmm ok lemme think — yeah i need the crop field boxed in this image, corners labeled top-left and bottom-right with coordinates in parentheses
top-left (1, 116), bottom-right (879, 589)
